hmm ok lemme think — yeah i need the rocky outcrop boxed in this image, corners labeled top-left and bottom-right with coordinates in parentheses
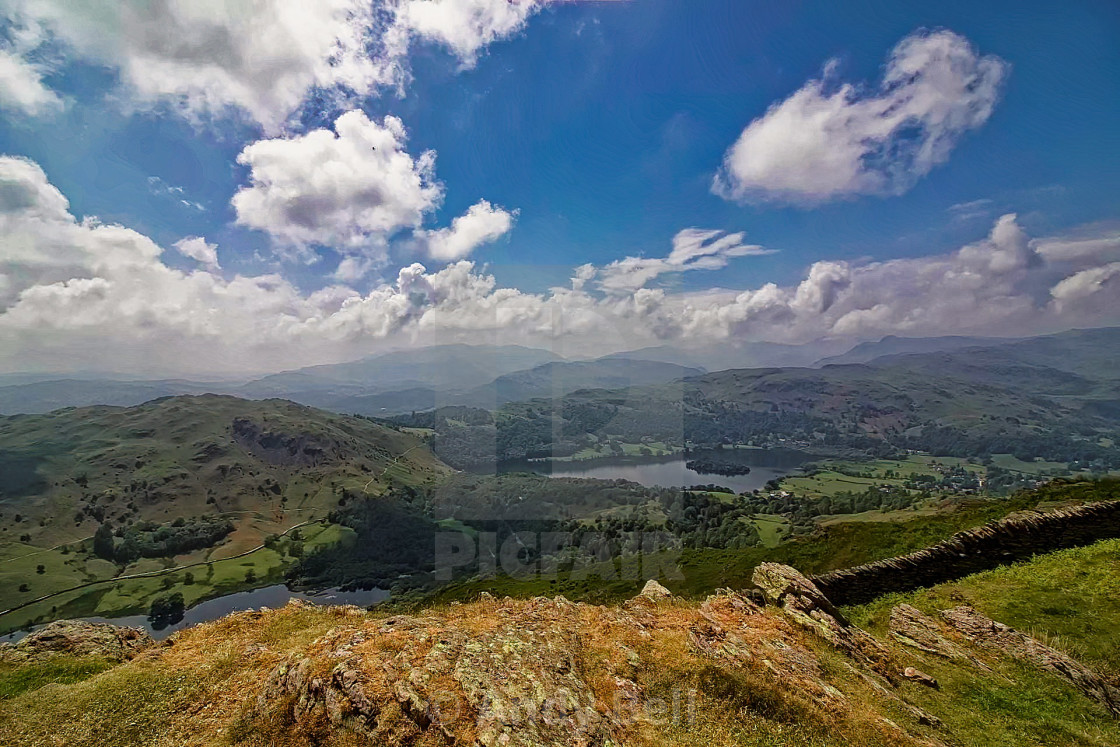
top-left (812, 500), bottom-right (1120, 606)
top-left (231, 417), bottom-right (337, 467)
top-left (248, 588), bottom-right (947, 746)
top-left (941, 605), bottom-right (1120, 717)
top-left (753, 562), bottom-right (896, 679)
top-left (259, 599), bottom-right (608, 746)
top-left (889, 604), bottom-right (990, 671)
top-left (0, 620), bottom-right (153, 663)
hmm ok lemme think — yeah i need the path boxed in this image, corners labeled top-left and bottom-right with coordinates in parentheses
top-left (0, 519), bottom-right (317, 620)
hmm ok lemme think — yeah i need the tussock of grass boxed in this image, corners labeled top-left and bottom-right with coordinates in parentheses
top-left (0, 655), bottom-right (112, 699)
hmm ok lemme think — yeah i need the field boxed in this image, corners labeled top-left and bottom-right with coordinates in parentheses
top-left (779, 455), bottom-right (985, 499)
top-left (0, 521), bottom-right (352, 636)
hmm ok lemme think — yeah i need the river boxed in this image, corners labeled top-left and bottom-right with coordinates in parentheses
top-left (3, 584), bottom-right (388, 644)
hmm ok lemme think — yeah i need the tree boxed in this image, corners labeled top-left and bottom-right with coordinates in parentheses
top-left (93, 522), bottom-right (115, 561)
top-left (148, 592), bottom-right (185, 629)
top-left (36, 565), bottom-right (45, 574)
top-left (183, 571), bottom-right (195, 585)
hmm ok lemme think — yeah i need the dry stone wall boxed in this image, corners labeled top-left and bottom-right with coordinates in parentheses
top-left (811, 500), bottom-right (1120, 606)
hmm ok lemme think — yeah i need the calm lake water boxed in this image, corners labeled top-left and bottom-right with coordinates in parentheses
top-left (4, 584), bottom-right (388, 644)
top-left (505, 448), bottom-right (814, 493)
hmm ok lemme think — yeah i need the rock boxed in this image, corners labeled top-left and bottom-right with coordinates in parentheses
top-left (639, 579), bottom-right (672, 599)
top-left (941, 605), bottom-right (1120, 716)
top-left (902, 667), bottom-right (939, 689)
top-left (889, 604), bottom-right (990, 671)
top-left (0, 620), bottom-right (153, 663)
top-left (752, 563), bottom-right (895, 679)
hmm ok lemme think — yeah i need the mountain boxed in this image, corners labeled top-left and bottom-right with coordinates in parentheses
top-left (0, 345), bottom-right (564, 416)
top-left (236, 344), bottom-right (563, 399)
top-left (457, 358), bottom-right (703, 409)
top-left (0, 378), bottom-right (223, 415)
top-left (816, 334), bottom-right (1017, 366)
top-left (414, 327), bottom-right (1120, 467)
top-left (0, 394), bottom-right (450, 619)
top-left (602, 339), bottom-right (850, 370)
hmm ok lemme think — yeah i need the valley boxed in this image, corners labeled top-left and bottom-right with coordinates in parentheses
top-left (1, 329), bottom-right (1118, 642)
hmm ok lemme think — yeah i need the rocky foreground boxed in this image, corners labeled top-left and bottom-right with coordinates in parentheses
top-left (1, 564), bottom-right (1118, 746)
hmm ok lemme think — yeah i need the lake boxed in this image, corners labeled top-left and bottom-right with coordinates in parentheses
top-left (504, 448), bottom-right (814, 493)
top-left (3, 584), bottom-right (389, 644)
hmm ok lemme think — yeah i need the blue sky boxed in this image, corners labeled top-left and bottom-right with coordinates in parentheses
top-left (0, 0), bottom-right (1117, 374)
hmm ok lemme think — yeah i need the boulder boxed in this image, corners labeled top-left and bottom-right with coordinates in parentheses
top-left (0, 620), bottom-right (153, 663)
top-left (639, 579), bottom-right (672, 599)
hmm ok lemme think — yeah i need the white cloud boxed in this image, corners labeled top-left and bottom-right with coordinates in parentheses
top-left (714, 29), bottom-right (1008, 204)
top-left (396, 0), bottom-right (546, 66)
top-left (173, 236), bottom-right (220, 271)
top-left (0, 47), bottom-right (62, 116)
top-left (597, 228), bottom-right (774, 293)
top-left (2, 0), bottom-right (564, 130)
top-left (1033, 231), bottom-right (1120, 265)
top-left (419, 199), bottom-right (516, 261)
top-left (3, 0), bottom-right (391, 132)
top-left (2, 155), bottom-right (1118, 375)
top-left (233, 110), bottom-right (444, 256)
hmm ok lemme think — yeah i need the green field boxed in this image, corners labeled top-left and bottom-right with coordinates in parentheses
top-left (0, 521), bottom-right (354, 636)
top-left (749, 515), bottom-right (789, 547)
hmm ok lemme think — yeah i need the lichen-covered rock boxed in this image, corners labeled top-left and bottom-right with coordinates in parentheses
top-left (0, 620), bottom-right (153, 663)
top-left (941, 605), bottom-right (1120, 717)
top-left (639, 579), bottom-right (672, 599)
top-left (889, 604), bottom-right (990, 671)
top-left (752, 563), bottom-right (896, 679)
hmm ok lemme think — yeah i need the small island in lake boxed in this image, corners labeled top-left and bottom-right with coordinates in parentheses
top-left (684, 457), bottom-right (753, 476)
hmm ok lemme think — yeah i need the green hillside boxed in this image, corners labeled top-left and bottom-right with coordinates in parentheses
top-left (394, 328), bottom-right (1120, 469)
top-left (0, 395), bottom-right (451, 628)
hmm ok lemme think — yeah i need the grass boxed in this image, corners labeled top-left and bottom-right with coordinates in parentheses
top-left (3, 548), bottom-right (1120, 746)
top-left (0, 656), bottom-right (113, 699)
top-left (750, 515), bottom-right (789, 548)
top-left (847, 538), bottom-right (1120, 678)
top-left (0, 521), bottom-right (355, 636)
top-left (422, 479), bottom-right (1120, 606)
top-left (839, 537), bottom-right (1120, 745)
top-left (989, 453), bottom-right (1070, 475)
top-left (779, 454), bottom-right (986, 499)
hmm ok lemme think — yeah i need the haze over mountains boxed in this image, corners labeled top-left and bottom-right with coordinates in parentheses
top-left (0, 329), bottom-right (1113, 418)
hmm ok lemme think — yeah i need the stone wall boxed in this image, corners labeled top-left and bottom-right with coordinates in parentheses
top-left (811, 500), bottom-right (1120, 607)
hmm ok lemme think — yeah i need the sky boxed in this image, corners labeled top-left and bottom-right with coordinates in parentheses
top-left (0, 0), bottom-right (1118, 376)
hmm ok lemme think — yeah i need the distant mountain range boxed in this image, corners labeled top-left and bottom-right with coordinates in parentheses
top-left (1, 329), bottom-right (1117, 421)
top-left (0, 345), bottom-right (699, 416)
top-left (395, 327), bottom-right (1120, 468)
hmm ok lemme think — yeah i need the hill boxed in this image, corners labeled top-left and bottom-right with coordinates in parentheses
top-left (234, 344), bottom-right (563, 400)
top-left (3, 533), bottom-right (1120, 745)
top-left (816, 334), bottom-right (1014, 366)
top-left (422, 327), bottom-right (1120, 467)
top-left (0, 395), bottom-right (450, 625)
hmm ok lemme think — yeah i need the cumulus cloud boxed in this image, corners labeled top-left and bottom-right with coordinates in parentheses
top-left (0, 47), bottom-right (62, 116)
top-left (233, 110), bottom-right (444, 256)
top-left (2, 155), bottom-right (1118, 376)
top-left (597, 228), bottom-right (773, 293)
top-left (714, 29), bottom-right (1008, 204)
top-left (173, 237), bottom-right (220, 271)
top-left (2, 0), bottom-right (562, 130)
top-left (418, 199), bottom-right (516, 261)
top-left (2, 0), bottom-right (391, 132)
top-left (396, 0), bottom-right (546, 65)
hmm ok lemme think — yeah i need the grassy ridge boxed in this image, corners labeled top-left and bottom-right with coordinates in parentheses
top-left (417, 479), bottom-right (1120, 607)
